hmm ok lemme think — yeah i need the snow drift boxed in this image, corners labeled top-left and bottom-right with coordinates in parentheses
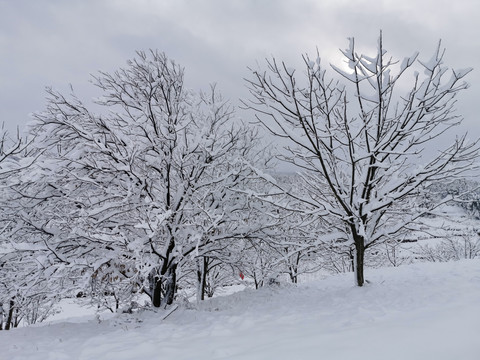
top-left (2, 259), bottom-right (479, 360)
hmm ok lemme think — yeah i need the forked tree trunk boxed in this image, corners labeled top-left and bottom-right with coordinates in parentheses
top-left (288, 253), bottom-right (301, 284)
top-left (152, 262), bottom-right (178, 308)
top-left (162, 263), bottom-right (177, 306)
top-left (288, 265), bottom-right (298, 284)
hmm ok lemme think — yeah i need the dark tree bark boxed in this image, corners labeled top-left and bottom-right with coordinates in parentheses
top-left (162, 263), bottom-right (177, 306)
top-left (288, 252), bottom-right (301, 284)
top-left (152, 235), bottom-right (178, 308)
top-left (354, 235), bottom-right (365, 287)
top-left (152, 264), bottom-right (178, 307)
top-left (152, 274), bottom-right (162, 308)
top-left (5, 299), bottom-right (14, 331)
top-left (151, 263), bottom-right (178, 307)
top-left (197, 257), bottom-right (208, 301)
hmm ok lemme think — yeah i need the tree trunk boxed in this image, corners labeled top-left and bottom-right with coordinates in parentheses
top-left (5, 299), bottom-right (14, 331)
top-left (289, 253), bottom-right (300, 284)
top-left (152, 236), bottom-right (177, 308)
top-left (161, 263), bottom-right (177, 306)
top-left (152, 261), bottom-right (178, 308)
top-left (152, 273), bottom-right (162, 308)
top-left (196, 257), bottom-right (208, 302)
top-left (354, 236), bottom-right (365, 287)
top-left (253, 271), bottom-right (260, 289)
top-left (289, 265), bottom-right (298, 284)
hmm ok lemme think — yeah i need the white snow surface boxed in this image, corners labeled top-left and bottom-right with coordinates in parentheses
top-left (2, 259), bottom-right (480, 360)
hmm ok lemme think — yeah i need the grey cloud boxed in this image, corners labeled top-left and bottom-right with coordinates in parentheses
top-left (0, 0), bottom-right (478, 142)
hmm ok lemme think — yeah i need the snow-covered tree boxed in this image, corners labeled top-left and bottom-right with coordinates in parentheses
top-left (29, 50), bottom-right (273, 308)
top-left (259, 174), bottom-right (329, 284)
top-left (0, 128), bottom-right (60, 329)
top-left (246, 34), bottom-right (478, 286)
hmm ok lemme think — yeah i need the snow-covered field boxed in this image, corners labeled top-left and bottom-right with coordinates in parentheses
top-left (2, 259), bottom-right (479, 360)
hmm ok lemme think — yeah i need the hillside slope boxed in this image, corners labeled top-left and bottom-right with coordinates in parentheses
top-left (2, 259), bottom-right (479, 360)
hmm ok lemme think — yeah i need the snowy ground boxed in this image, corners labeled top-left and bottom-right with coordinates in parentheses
top-left (2, 259), bottom-right (479, 360)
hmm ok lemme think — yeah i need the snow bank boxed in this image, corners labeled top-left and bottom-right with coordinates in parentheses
top-left (2, 259), bottom-right (479, 360)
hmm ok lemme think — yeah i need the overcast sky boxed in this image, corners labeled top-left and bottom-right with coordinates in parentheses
top-left (1, 0), bottom-right (479, 151)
